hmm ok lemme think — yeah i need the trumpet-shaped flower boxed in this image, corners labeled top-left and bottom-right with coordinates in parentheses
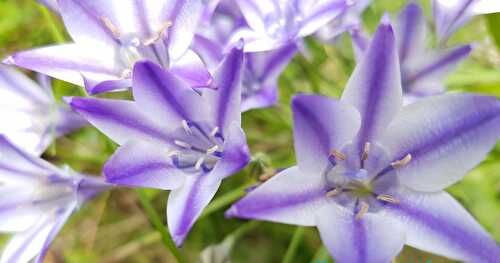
top-left (434, 0), bottom-right (500, 43)
top-left (68, 46), bottom-right (250, 245)
top-left (0, 135), bottom-right (110, 263)
top-left (352, 4), bottom-right (471, 102)
top-left (3, 0), bottom-right (211, 94)
top-left (193, 0), bottom-right (297, 111)
top-left (0, 66), bottom-right (86, 155)
top-left (230, 0), bottom-right (352, 52)
top-left (226, 19), bottom-right (500, 262)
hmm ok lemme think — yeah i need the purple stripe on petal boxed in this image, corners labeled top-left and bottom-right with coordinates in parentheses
top-left (398, 3), bottom-right (424, 62)
top-left (259, 43), bottom-right (297, 81)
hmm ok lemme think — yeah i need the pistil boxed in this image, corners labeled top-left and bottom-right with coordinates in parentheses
top-left (355, 201), bottom-right (369, 220)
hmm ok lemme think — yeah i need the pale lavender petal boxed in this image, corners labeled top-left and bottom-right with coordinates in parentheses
top-left (380, 94), bottom-right (500, 192)
top-left (292, 95), bottom-right (361, 176)
top-left (0, 186), bottom-right (42, 232)
top-left (226, 166), bottom-right (330, 226)
top-left (235, 0), bottom-right (267, 34)
top-left (192, 35), bottom-right (224, 69)
top-left (248, 43), bottom-right (297, 82)
top-left (84, 77), bottom-right (131, 95)
top-left (297, 0), bottom-right (349, 38)
top-left (67, 97), bottom-right (171, 146)
top-left (241, 82), bottom-right (278, 112)
top-left (167, 173), bottom-right (221, 246)
top-left (132, 61), bottom-right (210, 132)
top-left (349, 27), bottom-right (369, 62)
top-left (104, 141), bottom-right (185, 190)
top-left (75, 176), bottom-right (111, 205)
top-left (202, 45), bottom-right (244, 134)
top-left (433, 0), bottom-right (476, 43)
top-left (0, 65), bottom-right (50, 105)
top-left (170, 50), bottom-right (213, 88)
top-left (3, 44), bottom-right (121, 88)
top-left (316, 204), bottom-right (405, 263)
top-left (386, 189), bottom-right (500, 262)
top-left (54, 107), bottom-right (88, 136)
top-left (396, 3), bottom-right (427, 63)
top-left (341, 18), bottom-right (402, 155)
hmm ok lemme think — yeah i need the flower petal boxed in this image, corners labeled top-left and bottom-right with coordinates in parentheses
top-left (341, 18), bottom-right (402, 154)
top-left (67, 97), bottom-right (171, 146)
top-left (54, 107), bottom-right (88, 137)
top-left (225, 166), bottom-right (329, 226)
top-left (202, 45), bottom-right (245, 134)
top-left (3, 44), bottom-right (120, 88)
top-left (167, 173), bottom-right (221, 246)
top-left (241, 82), bottom-right (278, 112)
top-left (396, 3), bottom-right (427, 63)
top-left (247, 43), bottom-right (297, 83)
top-left (386, 189), bottom-right (500, 262)
top-left (316, 204), bottom-right (405, 263)
top-left (132, 60), bottom-right (209, 131)
top-left (380, 94), bottom-right (500, 192)
top-left (104, 141), bottom-right (185, 190)
top-left (0, 65), bottom-right (50, 105)
top-left (292, 95), bottom-right (361, 176)
top-left (0, 186), bottom-right (42, 232)
top-left (298, 0), bottom-right (349, 38)
top-left (170, 49), bottom-right (213, 88)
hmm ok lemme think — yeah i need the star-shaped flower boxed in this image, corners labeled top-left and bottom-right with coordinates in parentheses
top-left (226, 19), bottom-right (500, 262)
top-left (67, 46), bottom-right (250, 245)
top-left (0, 135), bottom-right (110, 263)
top-left (3, 0), bottom-right (211, 94)
top-left (0, 65), bottom-right (86, 155)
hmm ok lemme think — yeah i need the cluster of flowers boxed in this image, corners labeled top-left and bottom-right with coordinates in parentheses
top-left (1, 0), bottom-right (500, 262)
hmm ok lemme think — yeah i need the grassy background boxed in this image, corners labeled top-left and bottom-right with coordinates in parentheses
top-left (1, 0), bottom-right (499, 262)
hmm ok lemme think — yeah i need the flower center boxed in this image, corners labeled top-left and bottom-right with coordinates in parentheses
top-left (324, 142), bottom-right (412, 220)
top-left (168, 120), bottom-right (224, 173)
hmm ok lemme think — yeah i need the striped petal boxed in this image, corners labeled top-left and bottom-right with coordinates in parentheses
top-left (396, 3), bottom-right (427, 63)
top-left (226, 166), bottom-right (329, 226)
top-left (104, 141), bottom-right (185, 190)
top-left (386, 189), bottom-right (500, 262)
top-left (170, 50), bottom-right (213, 88)
top-left (292, 95), bottom-right (361, 176)
top-left (68, 97), bottom-right (171, 146)
top-left (317, 204), bottom-right (405, 263)
top-left (0, 186), bottom-right (41, 232)
top-left (341, 17), bottom-right (402, 155)
top-left (380, 94), bottom-right (500, 192)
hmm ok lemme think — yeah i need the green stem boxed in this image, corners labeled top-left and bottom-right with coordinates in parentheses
top-left (200, 181), bottom-right (255, 219)
top-left (37, 4), bottom-right (66, 44)
top-left (136, 189), bottom-right (186, 263)
top-left (282, 227), bottom-right (306, 263)
top-left (310, 245), bottom-right (330, 263)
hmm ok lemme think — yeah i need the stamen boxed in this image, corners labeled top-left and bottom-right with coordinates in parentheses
top-left (100, 17), bottom-right (120, 39)
top-left (391, 154), bottom-right (412, 169)
top-left (174, 140), bottom-right (191, 149)
top-left (143, 20), bottom-right (173, 45)
top-left (330, 149), bottom-right (346, 161)
top-left (194, 156), bottom-right (206, 170)
top-left (376, 194), bottom-right (400, 204)
top-left (355, 201), bottom-right (369, 221)
top-left (166, 150), bottom-right (180, 158)
top-left (210, 127), bottom-right (219, 137)
top-left (361, 142), bottom-right (371, 161)
top-left (206, 145), bottom-right (219, 155)
top-left (325, 187), bottom-right (342, 197)
top-left (182, 120), bottom-right (192, 135)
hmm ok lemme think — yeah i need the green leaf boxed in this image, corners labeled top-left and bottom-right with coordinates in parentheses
top-left (486, 13), bottom-right (500, 50)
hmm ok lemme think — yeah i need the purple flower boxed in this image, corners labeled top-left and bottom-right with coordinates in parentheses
top-left (0, 135), bottom-right (110, 263)
top-left (230, 0), bottom-right (352, 52)
top-left (434, 0), bottom-right (500, 43)
top-left (352, 5), bottom-right (472, 102)
top-left (226, 19), bottom-right (500, 262)
top-left (3, 0), bottom-right (211, 95)
top-left (193, 0), bottom-right (297, 111)
top-left (67, 46), bottom-right (251, 246)
top-left (0, 65), bottom-right (86, 155)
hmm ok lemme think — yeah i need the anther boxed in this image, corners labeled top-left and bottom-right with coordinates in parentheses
top-left (100, 17), bottom-right (120, 39)
top-left (376, 194), bottom-right (400, 204)
top-left (166, 150), bottom-right (180, 158)
top-left (325, 187), bottom-right (342, 197)
top-left (206, 145), bottom-right (219, 155)
top-left (210, 127), bottom-right (219, 137)
top-left (330, 149), bottom-right (346, 160)
top-left (194, 156), bottom-right (206, 171)
top-left (174, 140), bottom-right (191, 149)
top-left (361, 142), bottom-right (371, 161)
top-left (391, 154), bottom-right (412, 169)
top-left (182, 120), bottom-right (192, 135)
top-left (144, 20), bottom-right (173, 46)
top-left (355, 201), bottom-right (369, 221)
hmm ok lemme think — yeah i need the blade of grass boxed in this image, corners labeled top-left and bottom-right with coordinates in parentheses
top-left (282, 227), bottom-right (306, 263)
top-left (310, 245), bottom-right (331, 263)
top-left (200, 181), bottom-right (255, 219)
top-left (37, 4), bottom-right (65, 43)
top-left (136, 189), bottom-right (186, 263)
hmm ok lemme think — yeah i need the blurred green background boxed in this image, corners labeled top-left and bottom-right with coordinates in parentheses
top-left (0, 0), bottom-right (499, 262)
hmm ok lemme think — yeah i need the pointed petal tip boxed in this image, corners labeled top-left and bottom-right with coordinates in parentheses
top-left (61, 96), bottom-right (74, 105)
top-left (172, 233), bottom-right (187, 247)
top-left (380, 13), bottom-right (393, 26)
top-left (224, 206), bottom-right (239, 218)
top-left (2, 55), bottom-right (15, 65)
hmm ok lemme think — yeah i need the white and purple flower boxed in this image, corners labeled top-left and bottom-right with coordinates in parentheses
top-left (434, 0), bottom-right (500, 43)
top-left (0, 65), bottom-right (86, 155)
top-left (230, 0), bottom-right (353, 52)
top-left (3, 0), bottom-right (211, 94)
top-left (0, 135), bottom-right (110, 263)
top-left (193, 0), bottom-right (297, 111)
top-left (352, 4), bottom-right (472, 102)
top-left (226, 19), bottom-right (500, 262)
top-left (67, 46), bottom-right (250, 245)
